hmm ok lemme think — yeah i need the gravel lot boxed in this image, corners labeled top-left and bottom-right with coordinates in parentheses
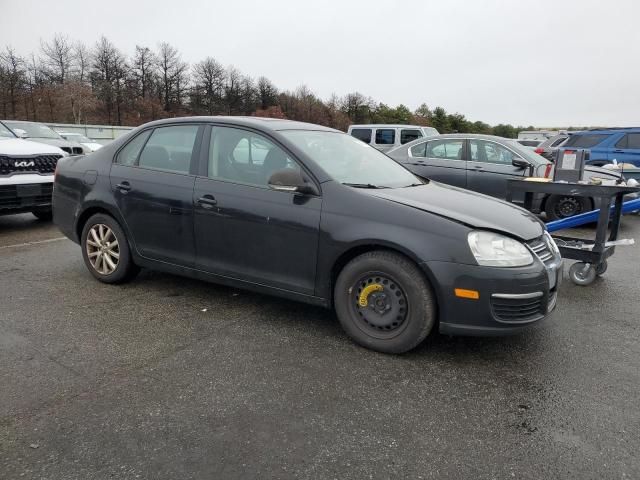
top-left (1, 213), bottom-right (639, 479)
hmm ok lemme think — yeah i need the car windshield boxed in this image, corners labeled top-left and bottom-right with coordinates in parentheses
top-left (503, 139), bottom-right (548, 164)
top-left (0, 123), bottom-right (16, 139)
top-left (281, 130), bottom-right (420, 188)
top-left (4, 121), bottom-right (61, 139)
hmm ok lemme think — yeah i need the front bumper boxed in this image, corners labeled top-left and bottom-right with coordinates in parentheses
top-left (0, 180), bottom-right (53, 214)
top-left (423, 257), bottom-right (562, 336)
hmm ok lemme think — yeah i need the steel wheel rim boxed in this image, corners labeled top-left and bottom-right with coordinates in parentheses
top-left (86, 224), bottom-right (120, 275)
top-left (555, 197), bottom-right (582, 218)
top-left (350, 273), bottom-right (410, 339)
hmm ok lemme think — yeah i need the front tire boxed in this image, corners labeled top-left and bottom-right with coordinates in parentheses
top-left (81, 213), bottom-right (139, 284)
top-left (545, 195), bottom-right (591, 221)
top-left (334, 251), bottom-right (436, 354)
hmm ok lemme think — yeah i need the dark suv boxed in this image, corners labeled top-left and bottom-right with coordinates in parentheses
top-left (53, 117), bottom-right (562, 354)
top-left (562, 128), bottom-right (640, 166)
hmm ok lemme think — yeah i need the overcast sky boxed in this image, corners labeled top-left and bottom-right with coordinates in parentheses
top-left (2, 0), bottom-right (639, 127)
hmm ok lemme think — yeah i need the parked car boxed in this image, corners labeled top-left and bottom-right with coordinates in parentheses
top-left (57, 132), bottom-right (103, 152)
top-left (348, 124), bottom-right (439, 152)
top-left (561, 128), bottom-right (640, 167)
top-left (387, 134), bottom-right (623, 220)
top-left (517, 130), bottom-right (557, 142)
top-left (0, 121), bottom-right (65, 220)
top-left (1, 120), bottom-right (88, 155)
top-left (516, 139), bottom-right (542, 149)
top-left (53, 117), bottom-right (561, 354)
top-left (534, 133), bottom-right (572, 161)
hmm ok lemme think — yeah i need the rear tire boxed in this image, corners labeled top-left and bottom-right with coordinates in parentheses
top-left (32, 208), bottom-right (53, 221)
top-left (334, 250), bottom-right (436, 354)
top-left (81, 213), bottom-right (139, 284)
top-left (545, 195), bottom-right (591, 221)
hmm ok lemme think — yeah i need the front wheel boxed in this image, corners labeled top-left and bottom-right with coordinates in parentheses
top-left (545, 195), bottom-right (591, 221)
top-left (81, 213), bottom-right (139, 284)
top-left (334, 251), bottom-right (436, 354)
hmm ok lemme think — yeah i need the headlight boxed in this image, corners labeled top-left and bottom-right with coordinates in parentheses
top-left (468, 231), bottom-right (533, 267)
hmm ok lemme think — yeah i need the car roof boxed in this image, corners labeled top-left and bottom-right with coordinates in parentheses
top-left (580, 127), bottom-right (640, 134)
top-left (349, 124), bottom-right (427, 129)
top-left (140, 116), bottom-right (340, 133)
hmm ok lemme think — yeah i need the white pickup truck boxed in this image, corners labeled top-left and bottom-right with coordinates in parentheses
top-left (0, 122), bottom-right (66, 220)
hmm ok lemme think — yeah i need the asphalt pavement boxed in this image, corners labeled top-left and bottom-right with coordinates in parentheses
top-left (1, 213), bottom-right (639, 479)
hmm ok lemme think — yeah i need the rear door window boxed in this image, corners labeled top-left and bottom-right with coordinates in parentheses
top-left (138, 125), bottom-right (198, 174)
top-left (400, 129), bottom-right (422, 144)
top-left (426, 139), bottom-right (464, 160)
top-left (116, 130), bottom-right (151, 166)
top-left (351, 128), bottom-right (372, 143)
top-left (564, 134), bottom-right (608, 148)
top-left (410, 142), bottom-right (427, 157)
top-left (375, 129), bottom-right (395, 145)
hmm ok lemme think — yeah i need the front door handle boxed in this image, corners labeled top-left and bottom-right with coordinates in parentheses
top-left (197, 195), bottom-right (217, 208)
top-left (116, 181), bottom-right (131, 192)
top-left (613, 149), bottom-right (625, 153)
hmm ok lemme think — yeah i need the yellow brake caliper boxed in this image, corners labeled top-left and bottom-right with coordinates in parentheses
top-left (358, 283), bottom-right (384, 307)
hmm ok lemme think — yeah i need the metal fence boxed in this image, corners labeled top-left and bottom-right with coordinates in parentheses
top-left (45, 123), bottom-right (135, 145)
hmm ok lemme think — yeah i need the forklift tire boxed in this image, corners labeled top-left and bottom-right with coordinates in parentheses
top-left (569, 262), bottom-right (597, 286)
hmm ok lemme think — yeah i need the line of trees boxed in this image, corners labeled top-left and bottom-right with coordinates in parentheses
top-left (0, 34), bottom-right (534, 137)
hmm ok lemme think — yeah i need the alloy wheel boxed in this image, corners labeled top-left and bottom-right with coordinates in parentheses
top-left (86, 224), bottom-right (120, 275)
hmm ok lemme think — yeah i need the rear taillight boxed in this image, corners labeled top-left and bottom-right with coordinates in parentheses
top-left (534, 147), bottom-right (544, 154)
top-left (544, 163), bottom-right (552, 178)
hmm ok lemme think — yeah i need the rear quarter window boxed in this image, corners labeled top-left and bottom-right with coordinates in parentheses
top-left (564, 134), bottom-right (609, 148)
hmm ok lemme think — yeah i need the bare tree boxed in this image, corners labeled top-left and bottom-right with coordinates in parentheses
top-left (223, 66), bottom-right (243, 115)
top-left (192, 56), bottom-right (225, 115)
top-left (72, 41), bottom-right (90, 83)
top-left (40, 34), bottom-right (73, 83)
top-left (257, 76), bottom-right (278, 110)
top-left (0, 47), bottom-right (25, 118)
top-left (132, 45), bottom-right (157, 99)
top-left (157, 42), bottom-right (188, 112)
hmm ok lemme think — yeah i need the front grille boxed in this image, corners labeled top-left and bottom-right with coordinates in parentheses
top-left (491, 294), bottom-right (545, 323)
top-left (528, 236), bottom-right (554, 264)
top-left (0, 154), bottom-right (62, 175)
top-left (0, 183), bottom-right (53, 209)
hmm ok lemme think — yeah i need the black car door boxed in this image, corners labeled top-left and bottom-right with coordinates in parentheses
top-left (192, 125), bottom-right (322, 295)
top-left (110, 124), bottom-right (202, 266)
top-left (466, 139), bottom-right (528, 199)
top-left (403, 138), bottom-right (468, 188)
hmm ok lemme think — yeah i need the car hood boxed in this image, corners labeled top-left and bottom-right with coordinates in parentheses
top-left (0, 138), bottom-right (66, 155)
top-left (583, 165), bottom-right (622, 179)
top-left (26, 138), bottom-right (83, 149)
top-left (364, 181), bottom-right (544, 241)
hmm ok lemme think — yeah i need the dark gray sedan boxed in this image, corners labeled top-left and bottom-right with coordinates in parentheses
top-left (387, 133), bottom-right (622, 220)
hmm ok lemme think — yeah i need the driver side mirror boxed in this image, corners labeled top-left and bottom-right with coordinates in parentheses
top-left (13, 128), bottom-right (28, 138)
top-left (512, 157), bottom-right (530, 169)
top-left (268, 169), bottom-right (318, 195)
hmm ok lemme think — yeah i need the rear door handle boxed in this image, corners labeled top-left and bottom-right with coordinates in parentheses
top-left (197, 195), bottom-right (217, 208)
top-left (613, 149), bottom-right (625, 153)
top-left (116, 181), bottom-right (131, 192)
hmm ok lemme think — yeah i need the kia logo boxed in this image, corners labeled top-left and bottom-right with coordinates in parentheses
top-left (14, 161), bottom-right (35, 167)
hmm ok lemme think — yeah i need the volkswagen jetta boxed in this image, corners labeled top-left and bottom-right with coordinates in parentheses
top-left (53, 117), bottom-right (561, 353)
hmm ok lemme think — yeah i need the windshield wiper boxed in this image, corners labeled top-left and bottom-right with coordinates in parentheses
top-left (342, 183), bottom-right (388, 189)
